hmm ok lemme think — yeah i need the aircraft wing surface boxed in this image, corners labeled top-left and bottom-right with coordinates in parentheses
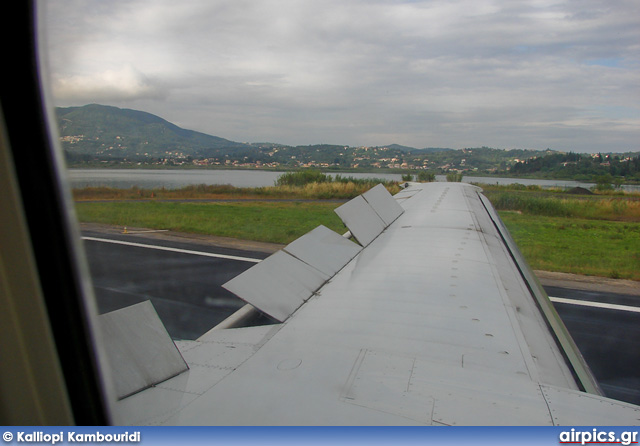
top-left (110, 183), bottom-right (640, 425)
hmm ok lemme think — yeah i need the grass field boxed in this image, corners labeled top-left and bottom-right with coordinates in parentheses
top-left (499, 212), bottom-right (640, 280)
top-left (482, 184), bottom-right (640, 280)
top-left (482, 189), bottom-right (640, 222)
top-left (75, 200), bottom-right (345, 245)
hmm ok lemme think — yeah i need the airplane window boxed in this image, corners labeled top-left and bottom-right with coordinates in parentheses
top-left (14, 0), bottom-right (637, 428)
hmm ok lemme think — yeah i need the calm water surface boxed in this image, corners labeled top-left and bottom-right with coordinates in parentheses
top-left (68, 169), bottom-right (405, 189)
top-left (67, 168), bottom-right (640, 192)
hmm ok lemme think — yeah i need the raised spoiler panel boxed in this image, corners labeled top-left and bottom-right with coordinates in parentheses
top-left (333, 183), bottom-right (404, 246)
top-left (223, 225), bottom-right (363, 321)
top-left (99, 301), bottom-right (188, 399)
top-left (222, 185), bottom-right (402, 322)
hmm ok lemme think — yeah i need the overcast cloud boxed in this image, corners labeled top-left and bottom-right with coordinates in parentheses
top-left (42, 0), bottom-right (639, 152)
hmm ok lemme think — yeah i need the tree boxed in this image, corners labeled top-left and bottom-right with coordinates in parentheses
top-left (417, 171), bottom-right (436, 182)
top-left (446, 172), bottom-right (463, 182)
top-left (276, 170), bottom-right (329, 186)
top-left (595, 174), bottom-right (613, 191)
top-left (613, 176), bottom-right (624, 189)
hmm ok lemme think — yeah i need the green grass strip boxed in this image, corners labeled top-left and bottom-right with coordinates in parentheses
top-left (499, 211), bottom-right (640, 280)
top-left (483, 190), bottom-right (640, 222)
top-left (75, 201), bottom-right (345, 245)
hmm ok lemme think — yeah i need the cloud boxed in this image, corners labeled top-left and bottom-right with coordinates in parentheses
top-left (51, 65), bottom-right (166, 103)
top-left (42, 0), bottom-right (640, 152)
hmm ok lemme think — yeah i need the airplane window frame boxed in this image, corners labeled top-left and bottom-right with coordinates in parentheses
top-left (0, 1), bottom-right (113, 425)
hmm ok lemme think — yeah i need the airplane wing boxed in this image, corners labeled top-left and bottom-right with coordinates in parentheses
top-left (107, 182), bottom-right (640, 425)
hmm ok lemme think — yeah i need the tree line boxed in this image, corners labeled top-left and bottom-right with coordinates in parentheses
top-left (510, 152), bottom-right (640, 181)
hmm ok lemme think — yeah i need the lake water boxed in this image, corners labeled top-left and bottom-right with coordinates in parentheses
top-left (67, 169), bottom-right (407, 189)
top-left (67, 168), bottom-right (640, 192)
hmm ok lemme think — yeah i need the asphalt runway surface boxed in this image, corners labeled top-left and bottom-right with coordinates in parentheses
top-left (80, 225), bottom-right (640, 406)
top-left (82, 229), bottom-right (274, 339)
top-left (545, 285), bottom-right (640, 406)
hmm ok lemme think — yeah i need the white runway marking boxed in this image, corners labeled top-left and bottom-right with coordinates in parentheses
top-left (550, 296), bottom-right (640, 314)
top-left (83, 237), bottom-right (262, 263)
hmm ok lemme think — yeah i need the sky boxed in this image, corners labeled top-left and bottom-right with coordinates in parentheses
top-left (42, 0), bottom-right (639, 153)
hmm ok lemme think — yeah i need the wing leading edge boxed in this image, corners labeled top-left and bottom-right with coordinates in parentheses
top-left (111, 182), bottom-right (640, 425)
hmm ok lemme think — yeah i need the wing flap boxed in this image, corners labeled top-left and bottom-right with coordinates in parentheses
top-left (222, 225), bottom-right (362, 322)
top-left (99, 301), bottom-right (188, 399)
top-left (334, 195), bottom-right (386, 246)
top-left (283, 225), bottom-right (362, 277)
top-left (334, 184), bottom-right (404, 247)
top-left (361, 183), bottom-right (405, 226)
top-left (222, 250), bottom-right (327, 322)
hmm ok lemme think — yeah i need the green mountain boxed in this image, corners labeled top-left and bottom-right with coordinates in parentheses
top-left (56, 104), bottom-right (251, 160)
top-left (380, 144), bottom-right (418, 152)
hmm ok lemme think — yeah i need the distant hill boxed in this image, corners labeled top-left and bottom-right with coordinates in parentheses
top-left (56, 104), bottom-right (251, 160)
top-left (55, 104), bottom-right (640, 181)
top-left (381, 144), bottom-right (418, 152)
top-left (376, 145), bottom-right (456, 153)
top-left (418, 147), bottom-right (455, 153)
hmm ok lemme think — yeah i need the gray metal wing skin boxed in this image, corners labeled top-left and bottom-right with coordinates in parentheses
top-left (111, 183), bottom-right (640, 425)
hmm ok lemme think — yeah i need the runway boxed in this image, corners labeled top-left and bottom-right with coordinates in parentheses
top-left (80, 225), bottom-right (640, 405)
top-left (82, 229), bottom-right (273, 339)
